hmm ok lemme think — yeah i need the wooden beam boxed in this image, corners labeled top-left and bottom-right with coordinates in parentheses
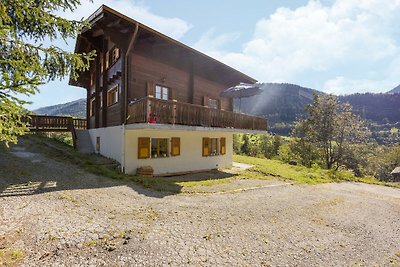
top-left (189, 61), bottom-right (194, 104)
top-left (94, 53), bottom-right (100, 128)
top-left (123, 23), bottom-right (139, 124)
top-left (102, 38), bottom-right (108, 127)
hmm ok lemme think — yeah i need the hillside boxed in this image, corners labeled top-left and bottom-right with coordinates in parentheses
top-left (33, 98), bottom-right (86, 118)
top-left (339, 93), bottom-right (400, 124)
top-left (234, 83), bottom-right (322, 124)
top-left (387, 84), bottom-right (400, 94)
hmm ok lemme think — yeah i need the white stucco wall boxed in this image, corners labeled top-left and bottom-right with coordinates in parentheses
top-left (88, 126), bottom-right (123, 163)
top-left (124, 129), bottom-right (233, 175)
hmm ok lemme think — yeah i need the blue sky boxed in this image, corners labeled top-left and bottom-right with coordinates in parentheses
top-left (28, 0), bottom-right (400, 109)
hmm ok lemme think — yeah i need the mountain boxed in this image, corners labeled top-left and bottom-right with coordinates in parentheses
top-left (387, 84), bottom-right (400, 94)
top-left (339, 93), bottom-right (400, 124)
top-left (236, 83), bottom-right (400, 135)
top-left (33, 98), bottom-right (86, 118)
top-left (234, 83), bottom-right (323, 125)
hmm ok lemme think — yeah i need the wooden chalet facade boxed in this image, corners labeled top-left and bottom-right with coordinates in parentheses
top-left (70, 5), bottom-right (267, 175)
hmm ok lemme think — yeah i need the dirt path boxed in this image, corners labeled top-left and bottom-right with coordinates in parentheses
top-left (0, 141), bottom-right (399, 266)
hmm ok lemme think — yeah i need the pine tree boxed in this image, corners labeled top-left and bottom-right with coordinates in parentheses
top-left (0, 0), bottom-right (95, 145)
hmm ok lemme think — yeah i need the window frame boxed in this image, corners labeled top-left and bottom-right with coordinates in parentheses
top-left (203, 137), bottom-right (225, 157)
top-left (107, 85), bottom-right (119, 107)
top-left (155, 85), bottom-right (170, 100)
top-left (208, 98), bottom-right (218, 109)
top-left (151, 138), bottom-right (169, 158)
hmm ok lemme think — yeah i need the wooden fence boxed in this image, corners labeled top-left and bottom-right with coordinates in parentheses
top-left (22, 115), bottom-right (87, 148)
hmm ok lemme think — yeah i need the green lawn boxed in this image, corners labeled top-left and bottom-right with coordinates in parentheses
top-left (234, 155), bottom-right (400, 188)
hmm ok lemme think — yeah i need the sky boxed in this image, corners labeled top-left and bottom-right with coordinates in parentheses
top-left (28, 0), bottom-right (400, 109)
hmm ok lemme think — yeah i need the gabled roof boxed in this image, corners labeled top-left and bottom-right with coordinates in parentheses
top-left (70, 5), bottom-right (257, 87)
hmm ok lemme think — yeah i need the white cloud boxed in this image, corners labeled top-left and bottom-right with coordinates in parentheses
top-left (323, 76), bottom-right (395, 95)
top-left (196, 0), bottom-right (400, 93)
top-left (57, 0), bottom-right (192, 40)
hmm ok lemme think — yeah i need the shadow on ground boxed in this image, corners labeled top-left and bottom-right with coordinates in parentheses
top-left (0, 136), bottom-right (236, 198)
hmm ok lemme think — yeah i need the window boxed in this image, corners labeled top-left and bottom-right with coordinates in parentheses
top-left (208, 98), bottom-right (218, 109)
top-left (111, 47), bottom-right (120, 65)
top-left (171, 137), bottom-right (180, 156)
top-left (210, 138), bottom-right (219, 156)
top-left (155, 85), bottom-right (169, 100)
top-left (107, 85), bottom-right (118, 106)
top-left (151, 138), bottom-right (169, 158)
top-left (202, 137), bottom-right (224, 157)
top-left (90, 98), bottom-right (95, 117)
top-left (138, 137), bottom-right (150, 159)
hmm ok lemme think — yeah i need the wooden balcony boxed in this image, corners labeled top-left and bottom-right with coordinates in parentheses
top-left (127, 97), bottom-right (267, 131)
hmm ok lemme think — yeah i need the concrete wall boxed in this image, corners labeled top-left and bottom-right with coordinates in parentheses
top-left (88, 126), bottom-right (123, 163)
top-left (124, 129), bottom-right (233, 175)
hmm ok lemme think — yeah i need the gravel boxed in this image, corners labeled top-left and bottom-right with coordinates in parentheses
top-left (0, 143), bottom-right (399, 267)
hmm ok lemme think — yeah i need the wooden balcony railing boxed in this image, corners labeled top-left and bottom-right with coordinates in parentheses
top-left (22, 115), bottom-right (86, 131)
top-left (22, 115), bottom-right (87, 149)
top-left (127, 97), bottom-right (267, 131)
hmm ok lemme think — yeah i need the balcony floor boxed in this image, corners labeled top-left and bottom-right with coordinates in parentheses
top-left (124, 122), bottom-right (268, 134)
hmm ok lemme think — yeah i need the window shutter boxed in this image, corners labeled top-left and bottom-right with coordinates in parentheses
top-left (138, 137), bottom-right (150, 159)
top-left (147, 82), bottom-right (155, 97)
top-left (203, 96), bottom-right (209, 107)
top-left (171, 137), bottom-right (180, 156)
top-left (169, 88), bottom-right (174, 100)
top-left (202, 137), bottom-right (210, 157)
top-left (218, 99), bottom-right (222, 110)
top-left (220, 137), bottom-right (226, 155)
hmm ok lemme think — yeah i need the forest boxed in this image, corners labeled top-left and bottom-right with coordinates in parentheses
top-left (235, 94), bottom-right (400, 182)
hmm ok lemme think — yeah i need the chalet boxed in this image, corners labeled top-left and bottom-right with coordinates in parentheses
top-left (70, 5), bottom-right (267, 175)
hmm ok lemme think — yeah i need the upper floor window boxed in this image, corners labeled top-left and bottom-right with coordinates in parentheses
top-left (105, 47), bottom-right (120, 69)
top-left (107, 85), bottom-right (118, 106)
top-left (111, 47), bottom-right (120, 66)
top-left (208, 98), bottom-right (218, 109)
top-left (155, 85), bottom-right (169, 100)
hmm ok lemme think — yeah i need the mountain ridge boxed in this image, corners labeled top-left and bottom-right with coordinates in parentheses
top-left (33, 98), bottom-right (86, 118)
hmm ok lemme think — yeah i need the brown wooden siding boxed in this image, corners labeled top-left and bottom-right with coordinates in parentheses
top-left (129, 53), bottom-right (191, 103)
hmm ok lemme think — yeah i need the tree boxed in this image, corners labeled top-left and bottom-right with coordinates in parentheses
top-left (294, 94), bottom-right (369, 170)
top-left (0, 0), bottom-right (95, 145)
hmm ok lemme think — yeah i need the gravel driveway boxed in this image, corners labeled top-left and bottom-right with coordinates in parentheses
top-left (0, 142), bottom-right (399, 267)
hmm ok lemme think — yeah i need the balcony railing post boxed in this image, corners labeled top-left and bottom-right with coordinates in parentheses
top-left (146, 96), bottom-right (152, 123)
top-left (172, 99), bottom-right (177, 125)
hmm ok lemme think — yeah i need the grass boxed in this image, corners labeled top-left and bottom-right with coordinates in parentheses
top-left (234, 155), bottom-right (400, 188)
top-left (0, 248), bottom-right (24, 266)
